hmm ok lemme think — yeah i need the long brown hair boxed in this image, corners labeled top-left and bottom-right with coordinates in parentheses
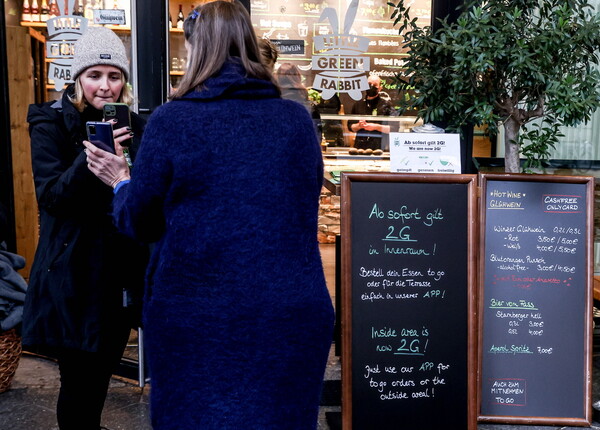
top-left (171, 1), bottom-right (274, 99)
top-left (258, 38), bottom-right (279, 71)
top-left (183, 0), bottom-right (234, 41)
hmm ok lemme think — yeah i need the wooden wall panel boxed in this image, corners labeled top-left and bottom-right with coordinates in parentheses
top-left (7, 25), bottom-right (38, 280)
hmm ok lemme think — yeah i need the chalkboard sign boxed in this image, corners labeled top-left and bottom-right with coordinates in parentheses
top-left (478, 174), bottom-right (593, 425)
top-left (269, 39), bottom-right (305, 55)
top-left (341, 173), bottom-right (477, 429)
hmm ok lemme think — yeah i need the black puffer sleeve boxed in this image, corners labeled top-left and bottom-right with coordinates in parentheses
top-left (28, 103), bottom-right (110, 218)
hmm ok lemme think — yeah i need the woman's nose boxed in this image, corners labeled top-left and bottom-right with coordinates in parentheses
top-left (98, 77), bottom-right (110, 90)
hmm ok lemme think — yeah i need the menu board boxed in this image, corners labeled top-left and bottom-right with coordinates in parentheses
top-left (340, 173), bottom-right (477, 429)
top-left (478, 174), bottom-right (593, 425)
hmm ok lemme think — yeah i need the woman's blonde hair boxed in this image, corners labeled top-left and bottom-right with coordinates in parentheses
top-left (69, 71), bottom-right (133, 112)
top-left (171, 1), bottom-right (275, 99)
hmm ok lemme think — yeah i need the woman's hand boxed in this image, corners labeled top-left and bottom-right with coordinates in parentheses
top-left (109, 119), bottom-right (134, 147)
top-left (83, 140), bottom-right (131, 188)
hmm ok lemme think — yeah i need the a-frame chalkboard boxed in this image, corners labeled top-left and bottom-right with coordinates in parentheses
top-left (478, 173), bottom-right (594, 426)
top-left (340, 173), bottom-right (478, 430)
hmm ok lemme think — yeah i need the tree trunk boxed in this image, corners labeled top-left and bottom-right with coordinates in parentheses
top-left (503, 117), bottom-right (521, 173)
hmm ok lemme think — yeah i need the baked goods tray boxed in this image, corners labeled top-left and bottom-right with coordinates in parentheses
top-left (323, 154), bottom-right (390, 160)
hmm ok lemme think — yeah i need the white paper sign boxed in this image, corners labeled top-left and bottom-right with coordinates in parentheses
top-left (389, 133), bottom-right (462, 174)
top-left (93, 9), bottom-right (126, 26)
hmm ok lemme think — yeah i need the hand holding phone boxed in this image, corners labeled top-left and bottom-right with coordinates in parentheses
top-left (86, 121), bottom-right (115, 154)
top-left (103, 103), bottom-right (131, 129)
top-left (104, 102), bottom-right (133, 148)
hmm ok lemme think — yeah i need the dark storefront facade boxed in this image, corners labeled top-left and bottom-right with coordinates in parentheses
top-left (4, 0), bottom-right (600, 386)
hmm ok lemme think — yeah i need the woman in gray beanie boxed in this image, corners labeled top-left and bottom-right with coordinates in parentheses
top-left (22, 26), bottom-right (149, 430)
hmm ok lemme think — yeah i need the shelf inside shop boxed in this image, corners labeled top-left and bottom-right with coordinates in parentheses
top-left (20, 21), bottom-right (46, 27)
top-left (20, 21), bottom-right (131, 32)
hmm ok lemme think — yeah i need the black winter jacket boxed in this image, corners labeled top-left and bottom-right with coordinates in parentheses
top-left (22, 86), bottom-right (149, 353)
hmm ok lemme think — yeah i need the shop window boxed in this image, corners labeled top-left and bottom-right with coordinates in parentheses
top-left (249, 0), bottom-right (433, 186)
top-left (18, 0), bottom-right (133, 103)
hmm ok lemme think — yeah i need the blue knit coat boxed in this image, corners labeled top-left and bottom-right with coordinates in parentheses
top-left (113, 61), bottom-right (335, 429)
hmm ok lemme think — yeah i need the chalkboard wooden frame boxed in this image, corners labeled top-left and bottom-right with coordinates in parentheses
top-left (340, 172), bottom-right (478, 430)
top-left (477, 173), bottom-right (594, 426)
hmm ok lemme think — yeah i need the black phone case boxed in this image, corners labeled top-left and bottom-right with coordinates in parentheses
top-left (86, 121), bottom-right (115, 154)
top-left (103, 103), bottom-right (131, 129)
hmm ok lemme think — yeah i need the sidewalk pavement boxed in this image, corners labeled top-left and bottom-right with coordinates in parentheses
top-left (0, 353), bottom-right (151, 430)
top-left (0, 345), bottom-right (341, 430)
top-left (2, 344), bottom-right (600, 430)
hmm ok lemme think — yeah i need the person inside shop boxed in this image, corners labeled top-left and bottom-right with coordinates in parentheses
top-left (83, 1), bottom-right (335, 429)
top-left (275, 62), bottom-right (309, 106)
top-left (314, 89), bottom-right (345, 147)
top-left (258, 37), bottom-right (279, 71)
top-left (275, 62), bottom-right (322, 138)
top-left (347, 74), bottom-right (395, 150)
top-left (22, 26), bottom-right (149, 430)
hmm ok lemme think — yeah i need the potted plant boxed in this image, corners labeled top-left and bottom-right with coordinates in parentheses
top-left (389, 0), bottom-right (600, 172)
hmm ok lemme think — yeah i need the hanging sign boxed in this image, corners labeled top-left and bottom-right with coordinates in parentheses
top-left (311, 0), bottom-right (370, 100)
top-left (93, 9), bottom-right (126, 26)
top-left (270, 39), bottom-right (305, 55)
top-left (45, 0), bottom-right (88, 90)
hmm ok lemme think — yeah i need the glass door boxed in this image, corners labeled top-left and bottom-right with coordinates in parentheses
top-left (249, 0), bottom-right (431, 154)
top-left (17, 0), bottom-right (145, 383)
top-left (166, 0), bottom-right (195, 95)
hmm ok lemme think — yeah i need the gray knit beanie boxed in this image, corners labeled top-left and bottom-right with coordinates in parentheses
top-left (71, 27), bottom-right (129, 81)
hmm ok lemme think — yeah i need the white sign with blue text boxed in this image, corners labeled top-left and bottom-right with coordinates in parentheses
top-left (389, 133), bottom-right (462, 174)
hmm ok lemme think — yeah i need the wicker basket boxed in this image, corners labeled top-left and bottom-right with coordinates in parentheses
top-left (0, 329), bottom-right (22, 393)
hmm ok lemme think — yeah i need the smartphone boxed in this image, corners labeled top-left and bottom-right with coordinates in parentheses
top-left (103, 103), bottom-right (131, 129)
top-left (86, 121), bottom-right (115, 154)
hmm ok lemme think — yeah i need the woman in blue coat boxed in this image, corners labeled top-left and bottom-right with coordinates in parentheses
top-left (84, 1), bottom-right (335, 428)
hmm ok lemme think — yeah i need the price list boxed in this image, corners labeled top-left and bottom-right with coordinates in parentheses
top-left (480, 178), bottom-right (591, 423)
